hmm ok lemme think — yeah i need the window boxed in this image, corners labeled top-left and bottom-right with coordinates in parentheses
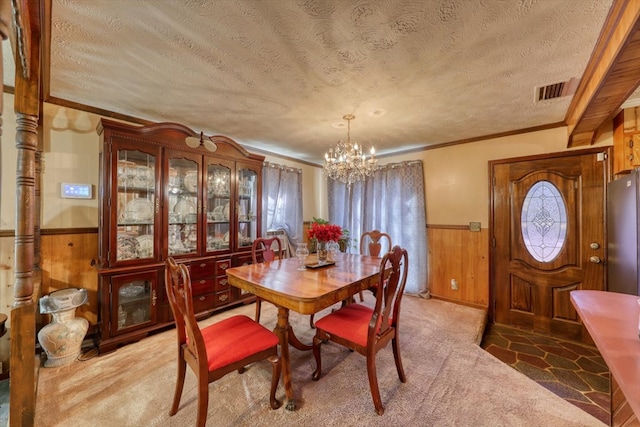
top-left (328, 161), bottom-right (428, 295)
top-left (521, 180), bottom-right (567, 262)
top-left (262, 163), bottom-right (303, 252)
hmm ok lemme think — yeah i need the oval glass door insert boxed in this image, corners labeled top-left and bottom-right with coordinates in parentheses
top-left (521, 180), bottom-right (567, 262)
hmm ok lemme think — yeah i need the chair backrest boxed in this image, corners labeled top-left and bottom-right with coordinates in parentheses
top-left (370, 246), bottom-right (408, 343)
top-left (252, 236), bottom-right (283, 264)
top-left (360, 230), bottom-right (392, 257)
top-left (165, 257), bottom-right (207, 365)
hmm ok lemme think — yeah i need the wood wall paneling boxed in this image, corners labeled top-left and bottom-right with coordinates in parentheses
top-left (1, 232), bottom-right (100, 330)
top-left (40, 232), bottom-right (99, 325)
top-left (6, 227), bottom-right (490, 330)
top-left (427, 225), bottom-right (489, 309)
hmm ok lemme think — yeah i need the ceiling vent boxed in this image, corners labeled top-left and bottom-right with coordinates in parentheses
top-left (535, 78), bottom-right (579, 102)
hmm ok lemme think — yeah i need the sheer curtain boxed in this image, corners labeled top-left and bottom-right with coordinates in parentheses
top-left (328, 160), bottom-right (428, 296)
top-left (262, 162), bottom-right (303, 248)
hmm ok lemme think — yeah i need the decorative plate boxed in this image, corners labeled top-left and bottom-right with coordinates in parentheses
top-left (119, 284), bottom-right (145, 298)
top-left (213, 205), bottom-right (225, 221)
top-left (124, 198), bottom-right (154, 222)
top-left (117, 234), bottom-right (139, 260)
top-left (136, 234), bottom-right (154, 258)
top-left (174, 199), bottom-right (197, 218)
top-left (183, 171), bottom-right (198, 192)
top-left (224, 202), bottom-right (230, 220)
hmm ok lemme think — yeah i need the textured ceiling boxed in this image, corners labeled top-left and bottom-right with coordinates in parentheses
top-left (5, 0), bottom-right (625, 163)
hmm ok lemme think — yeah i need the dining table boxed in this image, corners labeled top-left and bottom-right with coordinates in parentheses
top-left (225, 251), bottom-right (384, 411)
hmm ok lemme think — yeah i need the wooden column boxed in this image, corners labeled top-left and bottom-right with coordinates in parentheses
top-left (10, 1), bottom-right (42, 426)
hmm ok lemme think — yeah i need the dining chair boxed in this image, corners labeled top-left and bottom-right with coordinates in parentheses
top-left (165, 257), bottom-right (281, 427)
top-left (252, 236), bottom-right (284, 324)
top-left (358, 230), bottom-right (392, 301)
top-left (311, 245), bottom-right (408, 415)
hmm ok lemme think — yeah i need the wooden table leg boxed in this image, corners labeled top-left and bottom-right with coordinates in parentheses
top-left (275, 306), bottom-right (296, 410)
top-left (288, 326), bottom-right (312, 351)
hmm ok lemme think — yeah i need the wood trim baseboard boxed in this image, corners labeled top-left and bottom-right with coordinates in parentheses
top-left (426, 224), bottom-right (474, 230)
top-left (430, 294), bottom-right (488, 311)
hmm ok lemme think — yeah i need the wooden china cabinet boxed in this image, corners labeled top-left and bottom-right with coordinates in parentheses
top-left (96, 119), bottom-right (263, 353)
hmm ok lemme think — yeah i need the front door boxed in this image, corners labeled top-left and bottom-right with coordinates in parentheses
top-left (491, 148), bottom-right (610, 340)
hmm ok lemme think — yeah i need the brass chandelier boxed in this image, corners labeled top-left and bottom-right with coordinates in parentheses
top-left (323, 114), bottom-right (377, 185)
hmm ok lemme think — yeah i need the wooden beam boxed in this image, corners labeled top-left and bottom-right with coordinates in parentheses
top-left (566, 0), bottom-right (640, 147)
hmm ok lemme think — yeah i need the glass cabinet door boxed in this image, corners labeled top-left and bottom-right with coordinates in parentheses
top-left (205, 161), bottom-right (232, 252)
top-left (236, 166), bottom-right (258, 249)
top-left (167, 155), bottom-right (200, 257)
top-left (116, 148), bottom-right (157, 262)
top-left (111, 270), bottom-right (158, 334)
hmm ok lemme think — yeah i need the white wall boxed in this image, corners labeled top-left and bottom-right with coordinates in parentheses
top-left (0, 94), bottom-right (325, 230)
top-left (378, 125), bottom-right (613, 226)
top-left (1, 94), bottom-right (101, 229)
top-left (0, 93), bottom-right (614, 231)
top-left (0, 92), bottom-right (17, 229)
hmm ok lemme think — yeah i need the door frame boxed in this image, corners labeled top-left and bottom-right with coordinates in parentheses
top-left (488, 146), bottom-right (612, 324)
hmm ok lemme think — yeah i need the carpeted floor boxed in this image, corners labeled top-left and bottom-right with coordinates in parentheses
top-left (34, 295), bottom-right (606, 426)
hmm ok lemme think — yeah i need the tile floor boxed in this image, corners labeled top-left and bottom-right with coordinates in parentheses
top-left (481, 322), bottom-right (610, 425)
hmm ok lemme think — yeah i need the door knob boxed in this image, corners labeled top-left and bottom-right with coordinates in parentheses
top-left (590, 242), bottom-right (600, 249)
top-left (589, 256), bottom-right (601, 264)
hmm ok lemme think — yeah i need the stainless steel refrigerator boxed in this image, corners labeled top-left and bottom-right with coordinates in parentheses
top-left (607, 169), bottom-right (640, 295)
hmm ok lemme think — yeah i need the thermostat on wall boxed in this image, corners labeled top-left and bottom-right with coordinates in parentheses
top-left (61, 183), bottom-right (93, 199)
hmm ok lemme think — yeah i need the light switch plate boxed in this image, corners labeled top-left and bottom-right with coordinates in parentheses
top-left (469, 222), bottom-right (481, 232)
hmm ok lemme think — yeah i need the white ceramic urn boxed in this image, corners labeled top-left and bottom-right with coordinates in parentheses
top-left (38, 288), bottom-right (89, 367)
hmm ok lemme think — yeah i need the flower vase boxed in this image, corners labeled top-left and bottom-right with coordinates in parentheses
top-left (316, 240), bottom-right (328, 264)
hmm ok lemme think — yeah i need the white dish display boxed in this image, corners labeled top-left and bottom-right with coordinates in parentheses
top-left (133, 165), bottom-right (153, 187)
top-left (119, 284), bottom-right (144, 298)
top-left (117, 234), bottom-right (139, 260)
top-left (173, 199), bottom-right (197, 218)
top-left (117, 160), bottom-right (137, 182)
top-left (212, 205), bottom-right (225, 221)
top-left (224, 202), bottom-right (230, 220)
top-left (136, 234), bottom-right (154, 258)
top-left (183, 171), bottom-right (198, 192)
top-left (124, 198), bottom-right (154, 222)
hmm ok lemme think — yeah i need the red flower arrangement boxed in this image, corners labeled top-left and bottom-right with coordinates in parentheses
top-left (307, 221), bottom-right (343, 242)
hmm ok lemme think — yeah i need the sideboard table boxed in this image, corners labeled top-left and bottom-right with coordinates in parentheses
top-left (571, 290), bottom-right (640, 426)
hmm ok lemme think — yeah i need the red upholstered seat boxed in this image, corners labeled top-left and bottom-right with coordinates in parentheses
top-left (165, 257), bottom-right (281, 427)
top-left (313, 304), bottom-right (373, 347)
top-left (312, 246), bottom-right (408, 416)
top-left (202, 315), bottom-right (280, 371)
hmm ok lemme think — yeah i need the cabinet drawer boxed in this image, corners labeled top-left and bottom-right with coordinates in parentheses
top-left (215, 291), bottom-right (231, 307)
top-left (190, 259), bottom-right (216, 280)
top-left (192, 278), bottom-right (215, 296)
top-left (216, 259), bottom-right (231, 273)
top-left (215, 275), bottom-right (229, 292)
top-left (192, 293), bottom-right (216, 314)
